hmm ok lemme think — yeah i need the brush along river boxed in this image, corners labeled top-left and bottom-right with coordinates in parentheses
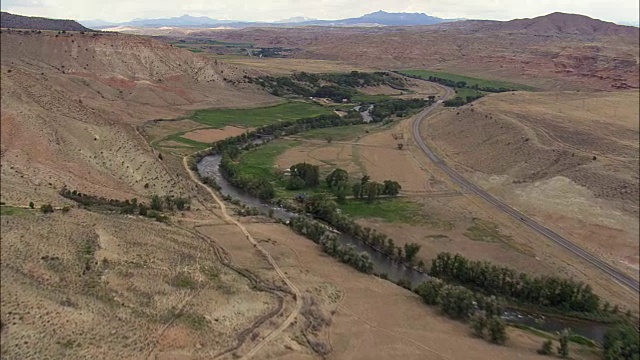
top-left (197, 154), bottom-right (609, 344)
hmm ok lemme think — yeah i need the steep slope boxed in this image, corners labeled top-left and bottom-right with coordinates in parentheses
top-left (0, 31), bottom-right (272, 205)
top-left (0, 12), bottom-right (91, 32)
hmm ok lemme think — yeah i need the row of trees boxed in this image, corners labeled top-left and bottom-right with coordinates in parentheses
top-left (414, 279), bottom-right (508, 345)
top-left (351, 175), bottom-right (401, 202)
top-left (299, 193), bottom-right (422, 265)
top-left (288, 216), bottom-right (374, 273)
top-left (443, 94), bottom-right (483, 107)
top-left (59, 188), bottom-right (187, 221)
top-left (369, 98), bottom-right (430, 121)
top-left (288, 166), bottom-right (402, 204)
top-left (429, 252), bottom-right (601, 313)
top-left (248, 71), bottom-right (407, 100)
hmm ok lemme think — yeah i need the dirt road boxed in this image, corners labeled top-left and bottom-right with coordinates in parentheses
top-left (182, 156), bottom-right (303, 359)
top-left (411, 86), bottom-right (640, 293)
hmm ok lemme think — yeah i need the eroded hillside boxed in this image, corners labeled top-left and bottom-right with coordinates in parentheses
top-left (0, 30), bottom-right (273, 204)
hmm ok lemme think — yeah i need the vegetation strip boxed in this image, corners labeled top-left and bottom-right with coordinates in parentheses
top-left (189, 83), bottom-right (637, 357)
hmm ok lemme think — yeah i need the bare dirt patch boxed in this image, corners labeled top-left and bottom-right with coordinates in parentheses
top-left (182, 126), bottom-right (251, 143)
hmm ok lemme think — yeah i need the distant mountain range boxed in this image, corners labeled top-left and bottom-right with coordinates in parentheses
top-left (80, 11), bottom-right (458, 29)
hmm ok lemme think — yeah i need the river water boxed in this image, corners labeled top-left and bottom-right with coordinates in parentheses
top-left (197, 154), bottom-right (609, 343)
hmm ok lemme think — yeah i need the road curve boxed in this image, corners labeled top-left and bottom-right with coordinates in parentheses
top-left (411, 88), bottom-right (640, 293)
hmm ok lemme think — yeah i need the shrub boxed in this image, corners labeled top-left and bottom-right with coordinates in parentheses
top-left (29, 201), bottom-right (34, 209)
top-left (61, 205), bottom-right (71, 213)
top-left (40, 204), bottom-right (54, 214)
top-left (538, 340), bottom-right (553, 355)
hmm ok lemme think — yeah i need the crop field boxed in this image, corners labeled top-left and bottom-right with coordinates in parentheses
top-left (398, 69), bottom-right (536, 91)
top-left (151, 102), bottom-right (332, 153)
top-left (191, 101), bottom-right (332, 128)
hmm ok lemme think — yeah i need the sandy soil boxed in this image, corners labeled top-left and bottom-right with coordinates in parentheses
top-left (182, 126), bottom-right (251, 143)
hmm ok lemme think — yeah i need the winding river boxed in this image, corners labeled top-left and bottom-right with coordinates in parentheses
top-left (198, 154), bottom-right (609, 344)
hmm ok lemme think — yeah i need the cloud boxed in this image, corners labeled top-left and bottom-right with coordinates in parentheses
top-left (1, 0), bottom-right (638, 24)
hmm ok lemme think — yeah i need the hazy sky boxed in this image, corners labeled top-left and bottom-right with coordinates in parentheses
top-left (2, 0), bottom-right (639, 24)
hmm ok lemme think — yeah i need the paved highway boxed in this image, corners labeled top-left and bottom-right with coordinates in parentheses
top-left (411, 88), bottom-right (639, 293)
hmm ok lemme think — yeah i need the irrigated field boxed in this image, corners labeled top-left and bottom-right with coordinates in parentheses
top-left (148, 101), bottom-right (332, 154)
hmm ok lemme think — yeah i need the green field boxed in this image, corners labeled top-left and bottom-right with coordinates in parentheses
top-left (154, 102), bottom-right (333, 151)
top-left (0, 206), bottom-right (32, 217)
top-left (398, 69), bottom-right (535, 91)
top-left (191, 102), bottom-right (332, 129)
top-left (237, 140), bottom-right (300, 181)
top-left (339, 198), bottom-right (423, 223)
top-left (297, 124), bottom-right (375, 142)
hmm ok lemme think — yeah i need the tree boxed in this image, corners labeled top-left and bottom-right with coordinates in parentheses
top-left (29, 201), bottom-right (34, 209)
top-left (382, 180), bottom-right (401, 196)
top-left (352, 182), bottom-right (362, 199)
top-left (537, 340), bottom-right (553, 355)
top-left (150, 195), bottom-right (163, 211)
top-left (286, 176), bottom-right (305, 190)
top-left (326, 168), bottom-right (349, 188)
top-left (138, 204), bottom-right (148, 216)
top-left (603, 324), bottom-right (639, 360)
top-left (40, 204), bottom-right (54, 214)
top-left (403, 242), bottom-right (421, 263)
top-left (557, 329), bottom-right (570, 358)
top-left (414, 279), bottom-right (445, 305)
top-left (396, 277), bottom-right (412, 290)
top-left (365, 181), bottom-right (381, 202)
top-left (487, 316), bottom-right (507, 345)
top-left (470, 312), bottom-right (488, 338)
top-left (290, 163), bottom-right (320, 188)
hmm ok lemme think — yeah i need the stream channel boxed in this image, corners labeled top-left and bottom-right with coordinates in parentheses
top-left (198, 154), bottom-right (609, 344)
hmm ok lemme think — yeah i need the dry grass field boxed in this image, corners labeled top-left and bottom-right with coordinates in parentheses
top-left (425, 91), bottom-right (639, 279)
top-left (274, 92), bottom-right (639, 311)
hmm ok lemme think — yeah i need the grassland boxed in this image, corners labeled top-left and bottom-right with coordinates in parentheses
top-left (237, 140), bottom-right (301, 181)
top-left (398, 69), bottom-right (536, 91)
top-left (192, 102), bottom-right (332, 128)
top-left (339, 198), bottom-right (423, 223)
top-left (464, 218), bottom-right (513, 243)
top-left (0, 206), bottom-right (32, 217)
